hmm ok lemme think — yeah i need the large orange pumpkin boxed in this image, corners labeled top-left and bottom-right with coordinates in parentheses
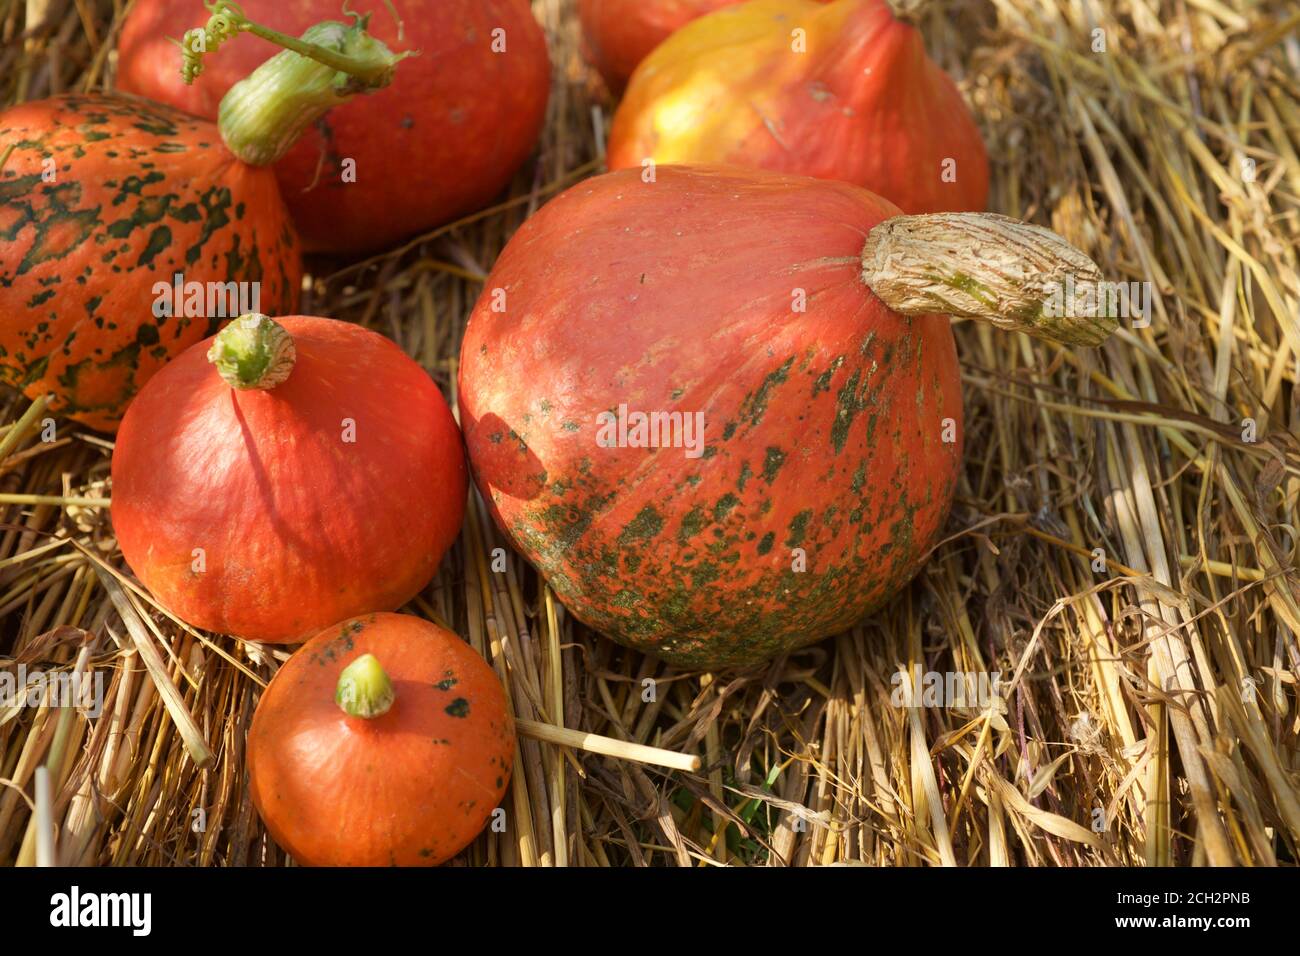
top-left (111, 314), bottom-right (467, 643)
top-left (458, 165), bottom-right (1112, 667)
top-left (248, 612), bottom-right (514, 866)
top-left (608, 0), bottom-right (989, 216)
top-left (117, 0), bottom-right (551, 255)
top-left (577, 0), bottom-right (745, 90)
top-left (0, 94), bottom-right (300, 430)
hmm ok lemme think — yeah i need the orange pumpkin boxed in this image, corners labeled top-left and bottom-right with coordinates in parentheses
top-left (247, 613), bottom-right (514, 866)
top-left (111, 314), bottom-right (467, 643)
top-left (607, 0), bottom-right (989, 216)
top-left (118, 0), bottom-right (550, 255)
top-left (0, 94), bottom-right (301, 431)
top-left (458, 165), bottom-right (1112, 667)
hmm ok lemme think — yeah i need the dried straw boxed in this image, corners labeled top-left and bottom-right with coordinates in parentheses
top-left (1, 0), bottom-right (1297, 866)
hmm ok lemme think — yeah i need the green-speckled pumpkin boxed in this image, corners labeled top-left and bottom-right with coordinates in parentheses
top-left (459, 166), bottom-right (963, 668)
top-left (0, 93), bottom-right (300, 430)
top-left (459, 165), bottom-right (1113, 668)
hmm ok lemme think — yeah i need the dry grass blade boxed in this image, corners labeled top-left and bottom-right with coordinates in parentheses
top-left (516, 718), bottom-right (703, 772)
top-left (92, 566), bottom-right (213, 772)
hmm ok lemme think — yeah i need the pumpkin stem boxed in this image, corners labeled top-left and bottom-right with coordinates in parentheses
top-left (335, 654), bottom-right (395, 719)
top-left (860, 213), bottom-right (1119, 347)
top-left (180, 0), bottom-right (414, 166)
top-left (207, 313), bottom-right (296, 390)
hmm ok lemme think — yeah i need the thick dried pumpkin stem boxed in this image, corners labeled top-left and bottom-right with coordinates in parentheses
top-left (860, 212), bottom-right (1119, 347)
top-left (335, 654), bottom-right (395, 719)
top-left (181, 1), bottom-right (413, 165)
top-left (207, 313), bottom-right (296, 390)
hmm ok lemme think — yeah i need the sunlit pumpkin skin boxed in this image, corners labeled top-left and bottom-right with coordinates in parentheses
top-left (111, 315), bottom-right (467, 643)
top-left (117, 0), bottom-right (551, 255)
top-left (0, 94), bottom-right (300, 431)
top-left (248, 613), bottom-right (514, 866)
top-left (458, 165), bottom-right (962, 668)
top-left (607, 0), bottom-right (989, 216)
top-left (578, 0), bottom-right (745, 91)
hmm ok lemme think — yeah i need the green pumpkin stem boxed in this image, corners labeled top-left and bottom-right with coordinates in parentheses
top-left (207, 313), bottom-right (296, 390)
top-left (180, 0), bottom-right (414, 166)
top-left (335, 654), bottom-right (395, 719)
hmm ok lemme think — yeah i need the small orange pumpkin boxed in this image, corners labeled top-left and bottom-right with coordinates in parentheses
top-left (111, 314), bottom-right (467, 644)
top-left (247, 613), bottom-right (514, 867)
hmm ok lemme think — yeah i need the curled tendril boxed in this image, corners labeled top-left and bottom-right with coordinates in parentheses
top-left (179, 1), bottom-right (251, 86)
top-left (176, 0), bottom-right (414, 93)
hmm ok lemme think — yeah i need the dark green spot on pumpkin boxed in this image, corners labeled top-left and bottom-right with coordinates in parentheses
top-left (16, 202), bottom-right (102, 276)
top-left (831, 367), bottom-right (877, 454)
top-left (850, 461), bottom-right (867, 494)
top-left (678, 505), bottom-right (707, 544)
top-left (762, 447), bottom-right (786, 483)
top-left (184, 185), bottom-right (232, 266)
top-left (133, 117), bottom-right (179, 137)
top-left (618, 505), bottom-right (664, 545)
top-left (111, 171), bottom-right (165, 206)
top-left (737, 355), bottom-right (793, 429)
top-left (785, 509), bottom-right (812, 548)
top-left (812, 355), bottom-right (844, 396)
top-left (170, 202), bottom-right (201, 223)
top-left (737, 460), bottom-right (753, 492)
top-left (713, 493), bottom-right (739, 522)
top-left (136, 225), bottom-right (171, 268)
